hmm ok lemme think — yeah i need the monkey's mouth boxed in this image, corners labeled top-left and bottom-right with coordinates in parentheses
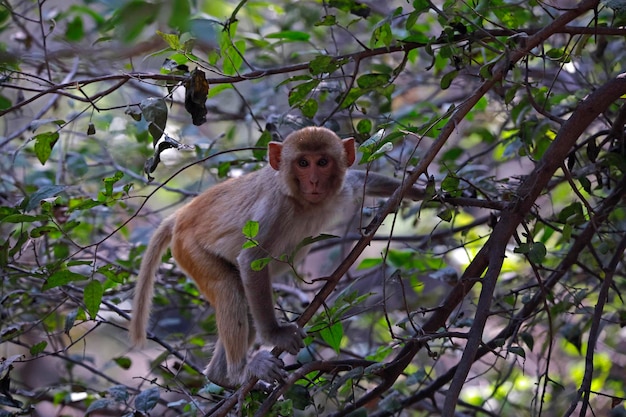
top-left (303, 192), bottom-right (326, 203)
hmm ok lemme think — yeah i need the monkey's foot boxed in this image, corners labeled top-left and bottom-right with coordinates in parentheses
top-left (246, 350), bottom-right (286, 384)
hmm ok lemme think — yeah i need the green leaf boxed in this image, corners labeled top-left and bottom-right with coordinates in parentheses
top-left (86, 398), bottom-right (113, 415)
top-left (135, 387), bottom-right (160, 412)
top-left (84, 280), bottom-right (103, 319)
top-left (222, 40), bottom-right (246, 76)
top-left (356, 73), bottom-right (389, 89)
top-left (102, 171), bottom-right (124, 197)
top-left (24, 184), bottom-right (66, 212)
top-left (288, 80), bottom-right (320, 106)
top-left (157, 30), bottom-right (181, 50)
top-left (357, 257), bottom-right (383, 270)
top-left (289, 234), bottom-right (338, 263)
top-left (437, 208), bottom-right (453, 222)
top-left (113, 356), bottom-right (132, 370)
top-left (508, 346), bottom-right (526, 358)
top-left (308, 55), bottom-right (337, 76)
top-left (316, 15), bottom-right (337, 26)
top-left (253, 129), bottom-right (272, 160)
top-left (441, 174), bottom-right (461, 196)
top-left (1, 213), bottom-right (48, 223)
top-left (111, 0), bottom-right (160, 43)
top-left (65, 15), bottom-right (84, 41)
top-left (284, 384), bottom-right (312, 410)
top-left (168, 0), bottom-right (190, 31)
top-left (300, 98), bottom-right (318, 118)
top-left (140, 97), bottom-right (168, 145)
top-left (356, 119), bottom-right (372, 135)
top-left (320, 321), bottom-right (343, 353)
top-left (251, 257), bottom-right (271, 271)
top-left (207, 83), bottom-right (233, 98)
top-left (0, 94), bottom-right (11, 110)
top-left (65, 309), bottom-right (78, 334)
top-left (30, 225), bottom-right (58, 238)
top-left (33, 131), bottom-right (60, 164)
top-left (558, 202), bottom-right (585, 225)
top-left (43, 270), bottom-right (88, 291)
top-left (329, 0), bottom-right (370, 17)
top-left (527, 241), bottom-right (547, 264)
top-left (266, 30), bottom-right (310, 42)
top-left (108, 385), bottom-right (130, 402)
top-left (29, 341), bottom-right (47, 356)
top-left (242, 220), bottom-right (259, 238)
top-left (440, 69), bottom-right (458, 89)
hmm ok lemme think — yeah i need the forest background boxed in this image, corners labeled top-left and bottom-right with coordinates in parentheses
top-left (1, 0), bottom-right (626, 416)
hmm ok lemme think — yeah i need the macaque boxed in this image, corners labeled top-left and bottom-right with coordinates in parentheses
top-left (130, 126), bottom-right (424, 387)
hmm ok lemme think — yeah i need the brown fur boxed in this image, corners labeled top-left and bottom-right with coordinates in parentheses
top-left (129, 126), bottom-right (424, 387)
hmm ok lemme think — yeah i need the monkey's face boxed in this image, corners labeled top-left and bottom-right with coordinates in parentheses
top-left (292, 153), bottom-right (341, 204)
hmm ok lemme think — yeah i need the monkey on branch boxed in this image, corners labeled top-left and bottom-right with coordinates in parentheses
top-left (129, 126), bottom-right (425, 388)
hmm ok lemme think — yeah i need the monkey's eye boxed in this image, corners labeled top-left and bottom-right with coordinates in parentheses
top-left (298, 159), bottom-right (309, 168)
top-left (317, 158), bottom-right (329, 167)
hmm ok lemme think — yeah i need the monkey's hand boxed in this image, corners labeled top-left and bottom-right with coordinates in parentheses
top-left (262, 322), bottom-right (306, 355)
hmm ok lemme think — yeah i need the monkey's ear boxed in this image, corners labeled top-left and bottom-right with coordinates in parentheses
top-left (268, 142), bottom-right (283, 170)
top-left (342, 138), bottom-right (356, 167)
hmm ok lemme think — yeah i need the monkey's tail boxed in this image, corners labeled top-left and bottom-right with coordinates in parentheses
top-left (129, 213), bottom-right (177, 347)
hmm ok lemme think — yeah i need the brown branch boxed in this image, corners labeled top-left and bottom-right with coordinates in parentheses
top-left (369, 173), bottom-right (626, 417)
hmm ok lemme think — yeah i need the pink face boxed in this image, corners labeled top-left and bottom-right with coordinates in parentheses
top-left (292, 153), bottom-right (337, 204)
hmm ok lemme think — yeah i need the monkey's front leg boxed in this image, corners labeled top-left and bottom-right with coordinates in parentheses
top-left (238, 252), bottom-right (306, 355)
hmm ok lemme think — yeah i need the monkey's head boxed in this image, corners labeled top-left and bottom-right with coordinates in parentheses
top-left (268, 127), bottom-right (356, 205)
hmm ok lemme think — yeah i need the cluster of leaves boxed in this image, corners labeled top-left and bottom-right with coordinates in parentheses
top-left (2, 0), bottom-right (626, 416)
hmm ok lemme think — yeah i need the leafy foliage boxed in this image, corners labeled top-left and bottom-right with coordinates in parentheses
top-left (1, 0), bottom-right (626, 416)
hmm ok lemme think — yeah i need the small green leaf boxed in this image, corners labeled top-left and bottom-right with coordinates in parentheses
top-left (266, 30), bottom-right (310, 42)
top-left (441, 174), bottom-right (461, 196)
top-left (168, 0), bottom-right (190, 31)
top-left (251, 257), bottom-right (271, 271)
top-left (440, 69), bottom-right (458, 90)
top-left (316, 15), bottom-right (337, 26)
top-left (320, 321), bottom-right (343, 353)
top-left (86, 398), bottom-right (113, 415)
top-left (356, 119), bottom-right (372, 135)
top-left (289, 234), bottom-right (338, 263)
top-left (29, 341), bottom-right (47, 356)
top-left (437, 208), bottom-right (453, 222)
top-left (108, 385), bottom-right (130, 402)
top-left (222, 40), bottom-right (246, 76)
top-left (43, 270), bottom-right (88, 291)
top-left (157, 30), bottom-right (181, 49)
top-left (520, 331), bottom-right (534, 351)
top-left (288, 80), bottom-right (320, 106)
top-left (528, 241), bottom-right (547, 264)
top-left (102, 171), bottom-right (124, 197)
top-left (357, 257), bottom-right (383, 270)
top-left (356, 73), bottom-right (389, 89)
top-left (300, 98), bottom-right (318, 118)
top-left (113, 356), bottom-right (132, 369)
top-left (33, 131), bottom-right (60, 164)
top-left (242, 220), bottom-right (259, 238)
top-left (0, 94), bottom-right (11, 110)
top-left (84, 280), bottom-right (103, 319)
top-left (1, 213), bottom-right (48, 223)
top-left (65, 15), bottom-right (84, 41)
top-left (24, 184), bottom-right (66, 212)
top-left (308, 55), bottom-right (337, 76)
top-left (508, 346), bottom-right (525, 358)
top-left (135, 387), bottom-right (160, 412)
top-left (65, 309), bottom-right (78, 334)
top-left (253, 129), bottom-right (272, 161)
top-left (284, 384), bottom-right (312, 410)
top-left (140, 97), bottom-right (168, 145)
